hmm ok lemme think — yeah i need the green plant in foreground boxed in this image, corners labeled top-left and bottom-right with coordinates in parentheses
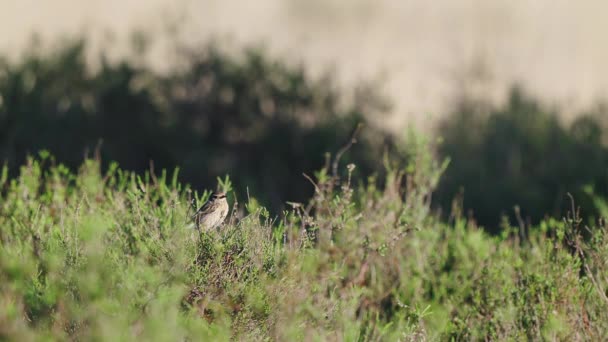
top-left (1, 141), bottom-right (608, 341)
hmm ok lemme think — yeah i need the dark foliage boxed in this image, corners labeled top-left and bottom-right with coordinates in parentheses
top-left (3, 39), bottom-right (608, 232)
top-left (436, 88), bottom-right (608, 231)
top-left (0, 40), bottom-right (392, 211)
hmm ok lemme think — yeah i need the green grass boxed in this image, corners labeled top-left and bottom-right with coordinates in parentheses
top-left (1, 148), bottom-right (608, 341)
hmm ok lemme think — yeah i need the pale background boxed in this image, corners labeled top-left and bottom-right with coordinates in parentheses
top-left (1, 0), bottom-right (607, 131)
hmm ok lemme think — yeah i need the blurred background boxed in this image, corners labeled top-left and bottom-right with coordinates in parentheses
top-left (1, 0), bottom-right (608, 232)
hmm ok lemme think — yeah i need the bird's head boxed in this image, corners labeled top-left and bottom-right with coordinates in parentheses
top-left (211, 191), bottom-right (227, 200)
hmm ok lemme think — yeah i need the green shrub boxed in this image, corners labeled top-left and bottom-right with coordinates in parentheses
top-left (1, 142), bottom-right (608, 340)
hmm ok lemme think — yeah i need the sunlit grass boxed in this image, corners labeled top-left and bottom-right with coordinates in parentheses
top-left (1, 145), bottom-right (607, 340)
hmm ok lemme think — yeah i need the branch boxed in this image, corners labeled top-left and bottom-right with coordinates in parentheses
top-left (302, 173), bottom-right (321, 194)
top-left (332, 123), bottom-right (363, 179)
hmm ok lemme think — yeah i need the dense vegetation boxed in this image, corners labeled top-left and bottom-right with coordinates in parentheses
top-left (2, 40), bottom-right (608, 230)
top-left (0, 40), bottom-right (392, 213)
top-left (2, 37), bottom-right (608, 339)
top-left (1, 145), bottom-right (608, 340)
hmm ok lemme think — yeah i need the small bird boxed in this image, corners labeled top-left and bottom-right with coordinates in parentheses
top-left (192, 191), bottom-right (229, 232)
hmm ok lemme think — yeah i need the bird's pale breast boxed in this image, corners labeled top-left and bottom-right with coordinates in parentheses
top-left (198, 200), bottom-right (229, 231)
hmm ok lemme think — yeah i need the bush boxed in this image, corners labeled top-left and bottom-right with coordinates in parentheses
top-left (437, 88), bottom-right (608, 231)
top-left (1, 146), bottom-right (607, 340)
top-left (0, 39), bottom-right (394, 214)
